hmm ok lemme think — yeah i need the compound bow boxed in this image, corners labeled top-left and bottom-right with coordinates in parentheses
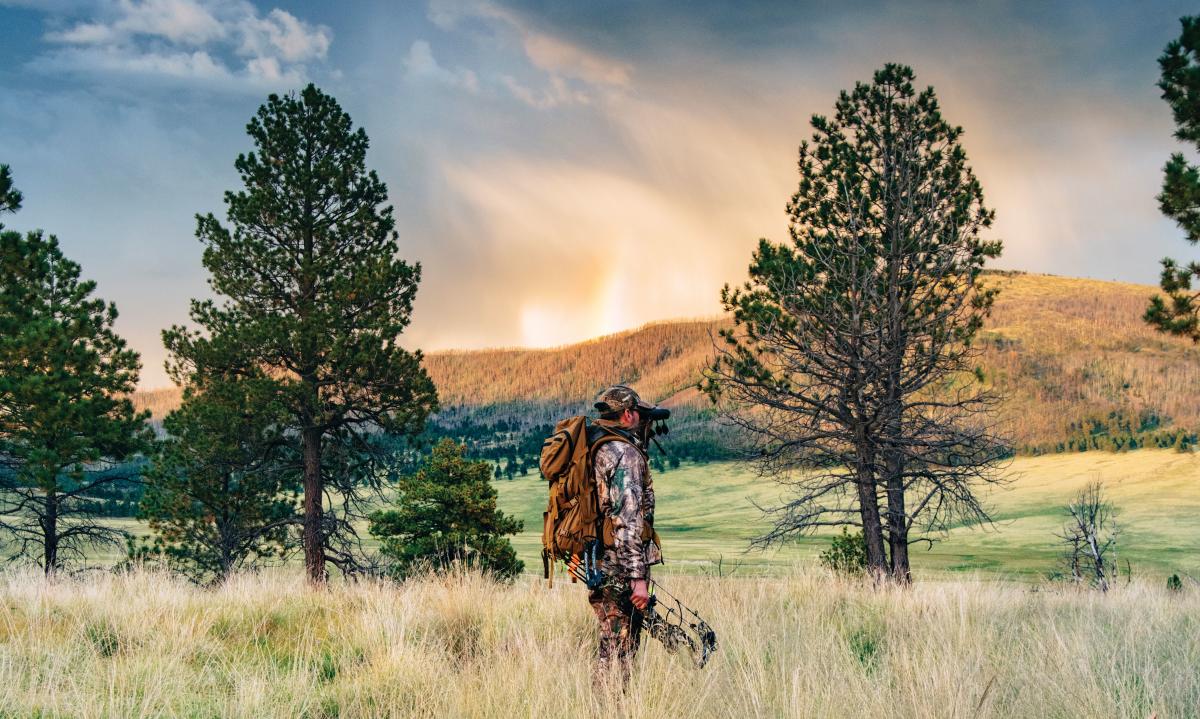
top-left (557, 547), bottom-right (718, 669)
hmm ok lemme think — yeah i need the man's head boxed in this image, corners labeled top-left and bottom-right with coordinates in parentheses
top-left (594, 385), bottom-right (670, 429)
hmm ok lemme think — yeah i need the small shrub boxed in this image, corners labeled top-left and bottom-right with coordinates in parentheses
top-left (1168, 574), bottom-right (1184, 592)
top-left (369, 439), bottom-right (524, 581)
top-left (318, 650), bottom-right (340, 683)
top-left (820, 528), bottom-right (867, 575)
top-left (85, 621), bottom-right (120, 658)
top-left (316, 697), bottom-right (340, 719)
top-left (847, 626), bottom-right (882, 672)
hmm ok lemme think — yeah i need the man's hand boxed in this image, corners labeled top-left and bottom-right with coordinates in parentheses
top-left (630, 579), bottom-right (650, 610)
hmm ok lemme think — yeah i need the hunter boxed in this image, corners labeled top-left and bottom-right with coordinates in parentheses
top-left (590, 384), bottom-right (665, 683)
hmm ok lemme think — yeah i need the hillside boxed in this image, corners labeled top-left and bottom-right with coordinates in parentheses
top-left (134, 272), bottom-right (1200, 453)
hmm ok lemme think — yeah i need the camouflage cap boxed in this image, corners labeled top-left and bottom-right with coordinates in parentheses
top-left (594, 385), bottom-right (670, 420)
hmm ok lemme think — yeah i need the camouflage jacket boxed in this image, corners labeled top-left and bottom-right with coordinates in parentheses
top-left (593, 435), bottom-right (662, 582)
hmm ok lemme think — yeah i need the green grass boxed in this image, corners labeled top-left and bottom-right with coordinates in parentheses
top-left (79, 448), bottom-right (1200, 582)
top-left (496, 448), bottom-right (1200, 581)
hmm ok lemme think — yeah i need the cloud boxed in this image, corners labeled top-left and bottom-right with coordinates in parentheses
top-left (244, 55), bottom-right (301, 85)
top-left (404, 40), bottom-right (479, 93)
top-left (520, 31), bottom-right (629, 87)
top-left (425, 0), bottom-right (631, 107)
top-left (238, 8), bottom-right (330, 63)
top-left (114, 0), bottom-right (224, 45)
top-left (33, 44), bottom-right (232, 83)
top-left (7, 0), bottom-right (1189, 383)
top-left (418, 111), bottom-right (787, 349)
top-left (30, 0), bottom-right (331, 90)
top-left (0, 0), bottom-right (103, 11)
top-left (500, 73), bottom-right (586, 108)
top-left (44, 0), bottom-right (224, 46)
top-left (425, 0), bottom-right (503, 31)
top-left (401, 0), bottom-right (1178, 357)
top-left (44, 21), bottom-right (119, 44)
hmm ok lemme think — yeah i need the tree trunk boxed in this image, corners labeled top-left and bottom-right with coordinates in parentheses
top-left (302, 426), bottom-right (325, 584)
top-left (854, 449), bottom-right (888, 577)
top-left (1087, 533), bottom-right (1108, 592)
top-left (885, 454), bottom-right (911, 583)
top-left (42, 490), bottom-right (58, 576)
top-left (217, 515), bottom-right (235, 583)
top-left (882, 203), bottom-right (911, 583)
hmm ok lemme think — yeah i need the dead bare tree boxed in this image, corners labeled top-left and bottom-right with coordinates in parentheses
top-left (1058, 480), bottom-right (1120, 591)
top-left (0, 461), bottom-right (144, 573)
top-left (702, 64), bottom-right (1008, 581)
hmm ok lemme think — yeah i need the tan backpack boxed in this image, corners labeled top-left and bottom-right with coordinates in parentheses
top-left (539, 416), bottom-right (626, 586)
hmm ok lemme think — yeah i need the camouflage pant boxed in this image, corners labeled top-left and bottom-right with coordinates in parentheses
top-left (588, 584), bottom-right (644, 685)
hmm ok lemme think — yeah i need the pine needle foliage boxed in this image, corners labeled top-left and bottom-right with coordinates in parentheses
top-left (1147, 15), bottom-right (1200, 339)
top-left (0, 164), bottom-right (21, 216)
top-left (136, 377), bottom-right (299, 584)
top-left (819, 527), bottom-right (868, 575)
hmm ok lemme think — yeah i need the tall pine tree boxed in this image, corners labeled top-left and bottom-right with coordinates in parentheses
top-left (0, 168), bottom-right (151, 574)
top-left (702, 65), bottom-right (1005, 581)
top-left (1147, 16), bottom-right (1200, 339)
top-left (164, 85), bottom-right (438, 583)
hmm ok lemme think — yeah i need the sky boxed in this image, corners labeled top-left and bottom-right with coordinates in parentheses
top-left (0, 0), bottom-right (1196, 388)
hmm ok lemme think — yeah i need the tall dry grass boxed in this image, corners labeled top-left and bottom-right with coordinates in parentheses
top-left (0, 567), bottom-right (1195, 718)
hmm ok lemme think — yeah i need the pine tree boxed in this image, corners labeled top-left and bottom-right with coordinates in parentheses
top-left (369, 439), bottom-right (522, 580)
top-left (702, 65), bottom-right (1005, 580)
top-left (136, 376), bottom-right (299, 583)
top-left (1147, 16), bottom-right (1200, 339)
top-left (164, 85), bottom-right (439, 583)
top-left (0, 165), bottom-right (22, 216)
top-left (0, 169), bottom-right (151, 573)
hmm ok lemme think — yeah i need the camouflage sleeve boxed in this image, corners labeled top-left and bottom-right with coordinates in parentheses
top-left (597, 442), bottom-right (651, 581)
top-left (593, 442), bottom-right (620, 518)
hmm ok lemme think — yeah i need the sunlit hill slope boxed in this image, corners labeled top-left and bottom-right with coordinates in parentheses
top-left (134, 272), bottom-right (1200, 454)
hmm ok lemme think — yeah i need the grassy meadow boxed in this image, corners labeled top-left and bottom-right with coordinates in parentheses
top-left (2, 567), bottom-right (1198, 718)
top-left (81, 448), bottom-right (1200, 581)
top-left (61, 271), bottom-right (1200, 717)
top-left (496, 449), bottom-right (1200, 581)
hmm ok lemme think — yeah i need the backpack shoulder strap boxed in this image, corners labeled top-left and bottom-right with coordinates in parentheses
top-left (588, 431), bottom-right (643, 471)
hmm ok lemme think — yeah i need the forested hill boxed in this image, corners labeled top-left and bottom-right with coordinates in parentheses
top-left (134, 272), bottom-right (1200, 455)
top-left (426, 320), bottom-right (717, 411)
